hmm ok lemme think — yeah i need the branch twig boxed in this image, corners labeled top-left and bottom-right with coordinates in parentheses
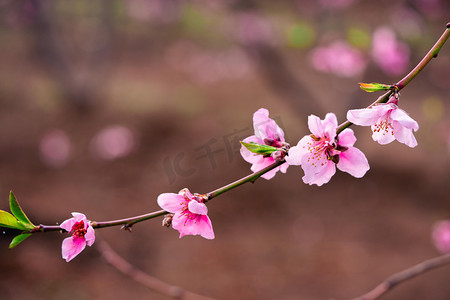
top-left (97, 240), bottom-right (217, 300)
top-left (350, 253), bottom-right (450, 300)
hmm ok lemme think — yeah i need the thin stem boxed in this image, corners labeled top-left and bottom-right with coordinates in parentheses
top-left (397, 24), bottom-right (450, 89)
top-left (350, 252), bottom-right (450, 300)
top-left (206, 160), bottom-right (285, 200)
top-left (337, 24), bottom-right (450, 135)
top-left (35, 209), bottom-right (168, 233)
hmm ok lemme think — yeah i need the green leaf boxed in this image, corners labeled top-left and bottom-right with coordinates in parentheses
top-left (359, 82), bottom-right (392, 92)
top-left (9, 233), bottom-right (32, 249)
top-left (241, 141), bottom-right (278, 156)
top-left (9, 191), bottom-right (33, 226)
top-left (0, 210), bottom-right (29, 230)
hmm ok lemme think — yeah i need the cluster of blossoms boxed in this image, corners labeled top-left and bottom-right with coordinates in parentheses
top-left (59, 93), bottom-right (419, 260)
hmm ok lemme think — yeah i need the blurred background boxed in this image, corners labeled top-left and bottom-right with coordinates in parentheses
top-left (0, 0), bottom-right (449, 299)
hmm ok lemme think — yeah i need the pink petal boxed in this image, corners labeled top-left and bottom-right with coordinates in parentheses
top-left (347, 104), bottom-right (392, 126)
top-left (60, 218), bottom-right (76, 232)
top-left (172, 214), bottom-right (215, 239)
top-left (157, 193), bottom-right (186, 213)
top-left (285, 136), bottom-right (312, 166)
top-left (84, 226), bottom-right (96, 247)
top-left (188, 200), bottom-right (208, 215)
top-left (71, 212), bottom-right (87, 222)
top-left (337, 147), bottom-right (369, 178)
top-left (300, 152), bottom-right (336, 186)
top-left (393, 122), bottom-right (418, 148)
top-left (62, 236), bottom-right (86, 262)
top-left (302, 159), bottom-right (336, 186)
top-left (390, 107), bottom-right (419, 130)
top-left (179, 188), bottom-right (194, 200)
top-left (253, 108), bottom-right (285, 141)
top-left (307, 115), bottom-right (324, 137)
top-left (322, 113), bottom-right (338, 140)
top-left (250, 156), bottom-right (276, 179)
top-left (337, 128), bottom-right (356, 147)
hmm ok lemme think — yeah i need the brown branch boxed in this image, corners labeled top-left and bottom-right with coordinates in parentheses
top-left (350, 253), bottom-right (450, 300)
top-left (97, 240), bottom-right (217, 300)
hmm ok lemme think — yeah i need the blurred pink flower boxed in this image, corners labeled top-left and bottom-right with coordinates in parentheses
top-left (90, 125), bottom-right (137, 160)
top-left (347, 97), bottom-right (419, 147)
top-left (240, 108), bottom-right (289, 180)
top-left (39, 129), bottom-right (71, 168)
top-left (60, 213), bottom-right (95, 262)
top-left (310, 41), bottom-right (367, 77)
top-left (236, 13), bottom-right (275, 46)
top-left (286, 113), bottom-right (369, 186)
top-left (432, 220), bottom-right (450, 253)
top-left (372, 27), bottom-right (410, 76)
top-left (157, 188), bottom-right (214, 239)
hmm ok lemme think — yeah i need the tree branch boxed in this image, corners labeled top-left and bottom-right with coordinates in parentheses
top-left (350, 253), bottom-right (450, 300)
top-left (97, 240), bottom-right (217, 300)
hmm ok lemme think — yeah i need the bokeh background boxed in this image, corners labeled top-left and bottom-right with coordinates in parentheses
top-left (0, 0), bottom-right (449, 299)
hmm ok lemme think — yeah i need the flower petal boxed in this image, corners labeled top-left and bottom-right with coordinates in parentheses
top-left (285, 136), bottom-right (311, 166)
top-left (393, 121), bottom-right (418, 147)
top-left (337, 128), bottom-right (356, 148)
top-left (157, 193), bottom-right (186, 213)
top-left (172, 214), bottom-right (215, 239)
top-left (347, 104), bottom-right (393, 126)
top-left (307, 115), bottom-right (324, 137)
top-left (301, 159), bottom-right (336, 186)
top-left (253, 108), bottom-right (285, 141)
top-left (60, 218), bottom-right (76, 232)
top-left (188, 200), bottom-right (208, 215)
top-left (371, 122), bottom-right (396, 145)
top-left (390, 107), bottom-right (419, 130)
top-left (62, 237), bottom-right (86, 262)
top-left (84, 226), bottom-right (96, 247)
top-left (300, 151), bottom-right (335, 186)
top-left (337, 147), bottom-right (370, 178)
top-left (322, 113), bottom-right (338, 140)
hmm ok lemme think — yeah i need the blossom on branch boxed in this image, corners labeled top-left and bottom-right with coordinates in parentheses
top-left (347, 97), bottom-right (419, 147)
top-left (285, 113), bottom-right (369, 186)
top-left (60, 212), bottom-right (95, 262)
top-left (432, 221), bottom-right (450, 254)
top-left (240, 108), bottom-right (289, 179)
top-left (157, 188), bottom-right (214, 239)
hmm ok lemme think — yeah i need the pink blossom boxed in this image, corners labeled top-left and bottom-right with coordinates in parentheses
top-left (285, 113), bottom-right (369, 186)
top-left (60, 213), bottom-right (95, 262)
top-left (240, 108), bottom-right (289, 180)
top-left (372, 27), bottom-right (410, 76)
top-left (347, 98), bottom-right (419, 147)
top-left (310, 41), bottom-right (367, 77)
top-left (157, 188), bottom-right (214, 239)
top-left (432, 221), bottom-right (450, 254)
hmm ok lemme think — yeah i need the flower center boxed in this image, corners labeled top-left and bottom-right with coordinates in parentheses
top-left (69, 221), bottom-right (87, 238)
top-left (373, 117), bottom-right (394, 136)
top-left (305, 135), bottom-right (339, 167)
top-left (178, 194), bottom-right (200, 226)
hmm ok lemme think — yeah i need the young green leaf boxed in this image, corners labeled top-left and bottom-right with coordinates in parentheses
top-left (241, 141), bottom-right (278, 156)
top-left (9, 233), bottom-right (32, 249)
top-left (0, 210), bottom-right (28, 230)
top-left (9, 191), bottom-right (33, 226)
top-left (359, 82), bottom-right (392, 92)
